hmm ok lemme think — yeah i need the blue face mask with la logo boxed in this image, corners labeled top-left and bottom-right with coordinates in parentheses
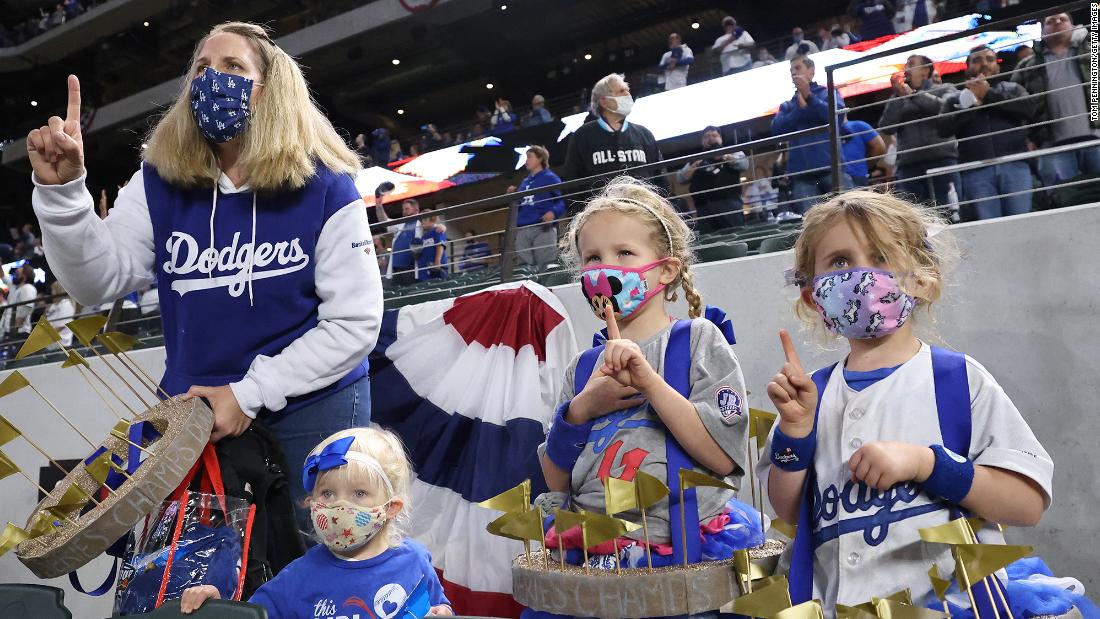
top-left (190, 67), bottom-right (254, 143)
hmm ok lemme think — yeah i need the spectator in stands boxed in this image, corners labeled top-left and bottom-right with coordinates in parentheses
top-left (743, 164), bottom-right (779, 219)
top-left (840, 115), bottom-right (885, 187)
top-left (848, 0), bottom-right (896, 41)
top-left (8, 265), bottom-right (37, 338)
top-left (785, 27), bottom-right (820, 60)
top-left (63, 0), bottom-right (81, 20)
top-left (490, 99), bottom-right (516, 134)
top-left (48, 4), bottom-right (65, 28)
top-left (507, 145), bottom-right (564, 270)
top-left (45, 281), bottom-right (74, 349)
top-left (460, 230), bottom-right (491, 272)
top-left (413, 208), bottom-right (448, 281)
top-left (522, 94), bottom-right (553, 127)
top-left (1014, 45), bottom-right (1033, 67)
top-left (893, 0), bottom-right (936, 33)
top-left (676, 126), bottom-right (749, 232)
top-left (423, 124), bottom-right (445, 151)
top-left (353, 133), bottom-right (373, 167)
top-left (938, 45), bottom-right (1036, 220)
top-left (388, 140), bottom-right (404, 162)
top-left (560, 73), bottom-right (663, 203)
top-left (1013, 13), bottom-right (1100, 190)
top-left (879, 54), bottom-right (960, 205)
top-left (712, 16), bottom-right (754, 75)
top-left (753, 47), bottom-right (777, 68)
top-left (370, 128), bottom-right (391, 165)
top-left (821, 25), bottom-right (850, 50)
top-left (771, 55), bottom-right (848, 214)
top-left (373, 235), bottom-right (389, 273)
top-left (476, 105), bottom-right (492, 128)
top-left (659, 33), bottom-right (694, 91)
top-left (375, 198), bottom-right (423, 285)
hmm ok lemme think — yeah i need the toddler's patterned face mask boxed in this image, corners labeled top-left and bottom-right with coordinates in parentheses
top-left (190, 67), bottom-right (254, 143)
top-left (310, 500), bottom-right (389, 552)
top-left (579, 259), bottom-right (668, 320)
top-left (811, 267), bottom-right (914, 339)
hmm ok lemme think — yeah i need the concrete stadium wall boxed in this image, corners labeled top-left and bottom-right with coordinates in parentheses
top-left (0, 204), bottom-right (1096, 616)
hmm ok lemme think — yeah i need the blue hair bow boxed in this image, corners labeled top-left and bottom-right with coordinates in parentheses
top-left (302, 436), bottom-right (356, 493)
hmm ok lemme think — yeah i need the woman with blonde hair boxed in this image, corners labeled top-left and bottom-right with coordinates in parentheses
top-left (26, 21), bottom-right (382, 517)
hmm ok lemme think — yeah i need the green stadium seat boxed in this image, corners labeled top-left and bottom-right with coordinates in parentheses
top-left (0, 584), bottom-right (72, 619)
top-left (108, 598), bottom-right (268, 618)
top-left (696, 242), bottom-right (749, 263)
top-left (758, 233), bottom-right (799, 254)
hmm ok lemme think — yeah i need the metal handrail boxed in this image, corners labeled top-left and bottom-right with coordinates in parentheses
top-left (825, 0), bottom-right (1087, 187)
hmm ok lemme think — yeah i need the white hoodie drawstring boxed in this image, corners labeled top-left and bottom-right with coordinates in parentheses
top-left (208, 184), bottom-right (218, 278)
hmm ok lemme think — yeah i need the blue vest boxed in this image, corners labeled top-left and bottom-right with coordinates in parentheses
top-left (576, 307), bottom-right (736, 565)
top-left (142, 164), bottom-right (368, 411)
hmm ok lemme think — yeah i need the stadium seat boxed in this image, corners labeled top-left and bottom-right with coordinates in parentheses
top-left (108, 598), bottom-right (268, 618)
top-left (758, 233), bottom-right (798, 254)
top-left (540, 270), bottom-right (573, 288)
top-left (697, 242), bottom-right (749, 263)
top-left (0, 583), bottom-right (72, 619)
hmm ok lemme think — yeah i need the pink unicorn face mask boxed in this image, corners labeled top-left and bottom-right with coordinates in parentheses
top-left (811, 267), bottom-right (915, 339)
top-left (579, 259), bottom-right (667, 320)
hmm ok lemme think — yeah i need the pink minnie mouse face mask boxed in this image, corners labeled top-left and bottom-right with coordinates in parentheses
top-left (811, 267), bottom-right (915, 339)
top-left (579, 259), bottom-right (667, 320)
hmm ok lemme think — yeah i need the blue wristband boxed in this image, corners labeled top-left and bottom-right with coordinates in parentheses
top-left (770, 426), bottom-right (816, 472)
top-left (545, 401), bottom-right (592, 472)
top-left (922, 444), bottom-right (975, 504)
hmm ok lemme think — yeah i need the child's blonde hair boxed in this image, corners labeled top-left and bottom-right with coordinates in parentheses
top-left (143, 22), bottom-right (360, 191)
top-left (561, 176), bottom-right (704, 318)
top-left (791, 189), bottom-right (955, 328)
top-left (306, 427), bottom-right (413, 548)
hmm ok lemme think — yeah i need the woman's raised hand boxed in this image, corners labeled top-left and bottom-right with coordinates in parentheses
top-left (27, 75), bottom-right (85, 185)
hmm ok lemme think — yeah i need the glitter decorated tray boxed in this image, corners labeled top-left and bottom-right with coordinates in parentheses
top-left (512, 539), bottom-right (786, 619)
top-left (16, 397), bottom-right (214, 578)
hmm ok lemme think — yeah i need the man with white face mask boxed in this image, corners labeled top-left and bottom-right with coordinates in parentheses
top-left (561, 73), bottom-right (664, 211)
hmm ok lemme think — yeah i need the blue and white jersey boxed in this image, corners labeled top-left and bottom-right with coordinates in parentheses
top-left (757, 343), bottom-right (1053, 610)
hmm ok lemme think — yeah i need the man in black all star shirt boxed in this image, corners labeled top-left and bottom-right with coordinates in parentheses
top-left (561, 73), bottom-right (665, 210)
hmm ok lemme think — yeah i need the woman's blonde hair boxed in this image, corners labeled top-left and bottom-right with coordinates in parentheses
top-left (791, 189), bottom-right (955, 327)
top-left (561, 176), bottom-right (704, 318)
top-left (143, 22), bottom-right (360, 191)
top-left (307, 427), bottom-right (413, 548)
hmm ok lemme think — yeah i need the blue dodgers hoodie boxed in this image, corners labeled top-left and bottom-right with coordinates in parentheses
top-left (143, 164), bottom-right (369, 412)
top-left (515, 169), bottom-right (566, 227)
top-left (771, 82), bottom-right (846, 174)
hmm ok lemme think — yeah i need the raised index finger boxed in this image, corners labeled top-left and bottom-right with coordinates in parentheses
top-left (603, 302), bottom-right (620, 340)
top-left (778, 329), bottom-right (803, 371)
top-left (65, 75), bottom-right (81, 125)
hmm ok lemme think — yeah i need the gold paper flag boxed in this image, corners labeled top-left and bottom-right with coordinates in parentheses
top-left (679, 468), bottom-right (736, 491)
top-left (733, 548), bottom-right (770, 581)
top-left (749, 408), bottom-right (778, 441)
top-left (85, 451), bottom-right (115, 485)
top-left (771, 517), bottom-right (797, 539)
top-left (486, 512), bottom-right (526, 541)
top-left (26, 510), bottom-right (63, 538)
top-left (773, 599), bottom-right (825, 619)
top-left (955, 543), bottom-right (1033, 589)
top-left (15, 317), bottom-right (63, 359)
top-left (731, 575), bottom-right (792, 617)
top-left (0, 522), bottom-right (30, 556)
top-left (881, 589), bottom-right (914, 605)
top-left (61, 350), bottom-right (89, 369)
top-left (0, 450), bottom-right (18, 480)
top-left (99, 331), bottom-right (138, 354)
top-left (0, 415), bottom-right (20, 446)
top-left (918, 517), bottom-right (976, 545)
top-left (0, 371), bottom-right (30, 398)
top-left (553, 509), bottom-right (586, 536)
top-left (604, 476), bottom-right (637, 515)
top-left (873, 598), bottom-right (946, 619)
top-left (929, 564), bottom-right (952, 602)
top-left (56, 483), bottom-right (93, 510)
top-left (582, 511), bottom-right (640, 547)
top-left (836, 605), bottom-right (879, 619)
top-left (67, 315), bottom-right (107, 346)
top-left (478, 479), bottom-right (530, 512)
top-left (634, 470), bottom-right (669, 508)
top-left (110, 420), bottom-right (132, 444)
top-left (497, 508), bottom-right (545, 543)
